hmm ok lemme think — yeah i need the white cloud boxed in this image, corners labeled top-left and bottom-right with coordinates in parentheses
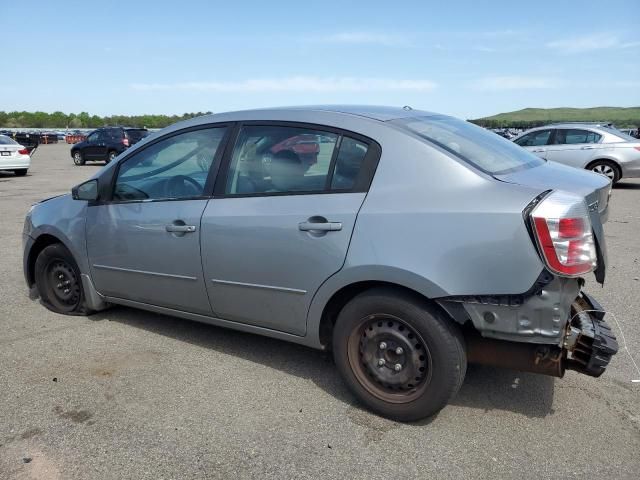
top-left (314, 32), bottom-right (411, 46)
top-left (130, 76), bottom-right (437, 93)
top-left (472, 76), bottom-right (563, 91)
top-left (546, 33), bottom-right (640, 53)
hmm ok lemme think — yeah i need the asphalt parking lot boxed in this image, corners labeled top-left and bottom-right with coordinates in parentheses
top-left (1, 143), bottom-right (639, 479)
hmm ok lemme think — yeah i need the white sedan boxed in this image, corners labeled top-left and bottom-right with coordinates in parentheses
top-left (0, 135), bottom-right (31, 176)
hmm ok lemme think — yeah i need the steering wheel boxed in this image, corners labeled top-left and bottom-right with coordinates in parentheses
top-left (164, 175), bottom-right (202, 198)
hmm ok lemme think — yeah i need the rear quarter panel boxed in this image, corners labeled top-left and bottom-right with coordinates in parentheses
top-left (306, 133), bottom-right (547, 347)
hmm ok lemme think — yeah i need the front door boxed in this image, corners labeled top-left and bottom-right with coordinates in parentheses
top-left (201, 124), bottom-right (377, 335)
top-left (514, 128), bottom-right (553, 159)
top-left (86, 126), bottom-right (229, 314)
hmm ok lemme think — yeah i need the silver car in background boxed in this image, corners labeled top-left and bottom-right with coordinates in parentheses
top-left (23, 106), bottom-right (618, 421)
top-left (513, 122), bottom-right (640, 183)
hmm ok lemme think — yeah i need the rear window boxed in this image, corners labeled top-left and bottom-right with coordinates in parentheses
top-left (392, 115), bottom-right (545, 175)
top-left (0, 135), bottom-right (18, 145)
top-left (126, 129), bottom-right (149, 142)
top-left (607, 128), bottom-right (638, 142)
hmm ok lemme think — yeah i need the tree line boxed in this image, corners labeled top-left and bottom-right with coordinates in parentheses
top-left (0, 111), bottom-right (212, 129)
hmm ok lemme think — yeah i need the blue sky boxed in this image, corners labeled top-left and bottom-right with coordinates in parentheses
top-left (2, 0), bottom-right (639, 119)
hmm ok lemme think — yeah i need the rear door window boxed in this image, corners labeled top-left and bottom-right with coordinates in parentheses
top-left (224, 125), bottom-right (339, 195)
top-left (554, 129), bottom-right (601, 145)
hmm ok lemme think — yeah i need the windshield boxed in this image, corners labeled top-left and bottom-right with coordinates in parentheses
top-left (392, 115), bottom-right (545, 175)
top-left (0, 135), bottom-right (18, 145)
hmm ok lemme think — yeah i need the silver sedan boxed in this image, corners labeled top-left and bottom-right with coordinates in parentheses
top-left (23, 106), bottom-right (617, 421)
top-left (513, 123), bottom-right (640, 183)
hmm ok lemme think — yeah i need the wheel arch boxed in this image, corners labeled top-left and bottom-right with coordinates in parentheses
top-left (25, 233), bottom-right (65, 287)
top-left (585, 158), bottom-right (622, 179)
top-left (308, 266), bottom-right (455, 350)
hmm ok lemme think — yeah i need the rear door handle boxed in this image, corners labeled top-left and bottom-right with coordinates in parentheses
top-left (298, 221), bottom-right (342, 232)
top-left (581, 145), bottom-right (596, 150)
top-left (165, 224), bottom-right (196, 233)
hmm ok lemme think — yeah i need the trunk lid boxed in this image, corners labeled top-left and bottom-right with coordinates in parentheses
top-left (494, 161), bottom-right (611, 283)
top-left (0, 144), bottom-right (22, 158)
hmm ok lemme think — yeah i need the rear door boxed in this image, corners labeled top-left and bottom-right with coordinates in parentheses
top-left (544, 128), bottom-right (603, 168)
top-left (200, 124), bottom-right (380, 335)
top-left (86, 125), bottom-right (230, 314)
top-left (513, 129), bottom-right (553, 159)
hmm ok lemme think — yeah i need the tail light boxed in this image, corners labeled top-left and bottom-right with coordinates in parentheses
top-left (529, 191), bottom-right (597, 277)
top-left (122, 138), bottom-right (130, 147)
top-left (18, 148), bottom-right (29, 155)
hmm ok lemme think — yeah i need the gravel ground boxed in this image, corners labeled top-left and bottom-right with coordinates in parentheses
top-left (1, 143), bottom-right (639, 480)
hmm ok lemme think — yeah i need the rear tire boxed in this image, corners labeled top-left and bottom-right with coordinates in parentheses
top-left (73, 151), bottom-right (85, 166)
top-left (588, 160), bottom-right (620, 184)
top-left (332, 288), bottom-right (466, 422)
top-left (34, 244), bottom-right (91, 315)
top-left (13, 169), bottom-right (27, 176)
top-left (106, 150), bottom-right (117, 164)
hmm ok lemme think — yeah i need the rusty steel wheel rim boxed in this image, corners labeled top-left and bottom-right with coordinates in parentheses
top-left (46, 259), bottom-right (81, 312)
top-left (347, 314), bottom-right (433, 404)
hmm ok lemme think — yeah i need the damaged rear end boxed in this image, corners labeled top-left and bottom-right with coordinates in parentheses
top-left (441, 162), bottom-right (618, 378)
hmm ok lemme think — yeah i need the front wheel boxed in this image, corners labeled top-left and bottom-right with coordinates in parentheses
top-left (333, 288), bottom-right (466, 422)
top-left (589, 160), bottom-right (620, 184)
top-left (73, 151), bottom-right (85, 166)
top-left (34, 244), bottom-right (91, 315)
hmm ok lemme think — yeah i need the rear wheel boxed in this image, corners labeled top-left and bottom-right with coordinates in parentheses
top-left (333, 288), bottom-right (466, 421)
top-left (588, 160), bottom-right (620, 184)
top-left (13, 169), bottom-right (27, 176)
top-left (106, 150), bottom-right (117, 163)
top-left (34, 244), bottom-right (91, 315)
top-left (73, 151), bottom-right (85, 166)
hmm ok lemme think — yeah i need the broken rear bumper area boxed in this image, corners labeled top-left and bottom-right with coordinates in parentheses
top-left (464, 292), bottom-right (618, 378)
top-left (564, 292), bottom-right (618, 377)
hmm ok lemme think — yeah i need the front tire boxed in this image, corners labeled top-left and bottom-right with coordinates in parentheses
top-left (73, 151), bottom-right (85, 166)
top-left (34, 244), bottom-right (91, 315)
top-left (13, 169), bottom-right (28, 176)
top-left (589, 160), bottom-right (620, 184)
top-left (333, 288), bottom-right (466, 422)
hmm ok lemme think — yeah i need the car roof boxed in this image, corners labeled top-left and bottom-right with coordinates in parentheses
top-left (198, 105), bottom-right (439, 123)
top-left (545, 122), bottom-right (613, 129)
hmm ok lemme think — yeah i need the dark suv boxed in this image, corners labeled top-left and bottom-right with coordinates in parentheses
top-left (71, 127), bottom-right (148, 165)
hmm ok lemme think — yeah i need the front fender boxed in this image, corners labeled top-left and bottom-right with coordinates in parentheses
top-left (28, 195), bottom-right (89, 276)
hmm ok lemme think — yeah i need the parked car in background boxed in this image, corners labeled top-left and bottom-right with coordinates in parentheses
top-left (70, 127), bottom-right (149, 165)
top-left (512, 123), bottom-right (640, 184)
top-left (0, 134), bottom-right (31, 176)
top-left (24, 106), bottom-right (617, 421)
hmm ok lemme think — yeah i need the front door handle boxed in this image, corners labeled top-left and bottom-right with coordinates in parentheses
top-left (298, 221), bottom-right (342, 232)
top-left (531, 148), bottom-right (545, 153)
top-left (165, 224), bottom-right (196, 233)
top-left (581, 145), bottom-right (596, 150)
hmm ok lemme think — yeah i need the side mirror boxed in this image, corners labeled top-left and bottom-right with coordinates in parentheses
top-left (72, 179), bottom-right (99, 201)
